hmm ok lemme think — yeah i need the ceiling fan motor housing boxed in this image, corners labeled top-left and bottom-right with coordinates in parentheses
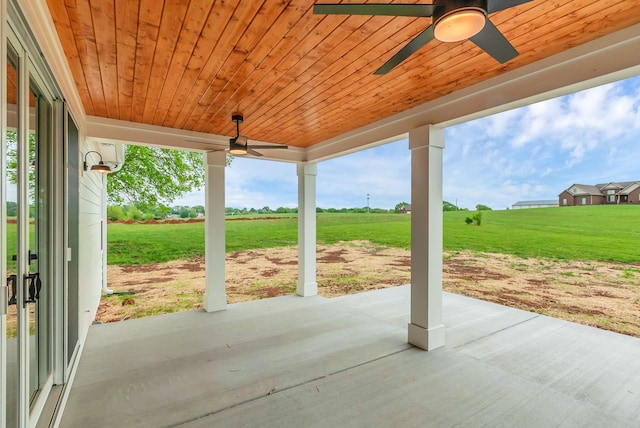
top-left (433, 0), bottom-right (488, 22)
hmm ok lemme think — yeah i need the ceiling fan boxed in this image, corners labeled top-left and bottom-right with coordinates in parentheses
top-left (313, 0), bottom-right (532, 74)
top-left (219, 114), bottom-right (289, 157)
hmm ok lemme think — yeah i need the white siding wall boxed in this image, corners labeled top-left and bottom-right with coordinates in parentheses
top-left (76, 142), bottom-right (105, 342)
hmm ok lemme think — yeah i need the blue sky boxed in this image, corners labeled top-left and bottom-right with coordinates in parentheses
top-left (177, 74), bottom-right (640, 211)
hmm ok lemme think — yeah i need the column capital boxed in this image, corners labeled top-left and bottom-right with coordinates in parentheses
top-left (297, 161), bottom-right (317, 176)
top-left (409, 124), bottom-right (445, 150)
top-left (206, 150), bottom-right (227, 167)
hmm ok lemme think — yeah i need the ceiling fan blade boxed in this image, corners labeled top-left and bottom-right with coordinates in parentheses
top-left (469, 19), bottom-right (518, 63)
top-left (249, 145), bottom-right (289, 150)
top-left (375, 25), bottom-right (435, 75)
top-left (488, 0), bottom-right (533, 14)
top-left (185, 139), bottom-right (227, 147)
top-left (247, 148), bottom-right (263, 157)
top-left (313, 4), bottom-right (437, 17)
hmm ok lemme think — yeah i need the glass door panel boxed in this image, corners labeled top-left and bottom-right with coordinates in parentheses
top-left (27, 84), bottom-right (40, 402)
top-left (5, 49), bottom-right (19, 428)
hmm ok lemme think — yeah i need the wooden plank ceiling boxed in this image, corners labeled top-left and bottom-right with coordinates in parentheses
top-left (46, 0), bottom-right (640, 148)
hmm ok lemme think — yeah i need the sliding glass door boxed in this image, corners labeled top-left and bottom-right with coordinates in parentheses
top-left (3, 37), bottom-right (54, 428)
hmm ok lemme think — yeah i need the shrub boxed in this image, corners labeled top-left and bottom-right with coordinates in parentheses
top-left (107, 205), bottom-right (124, 221)
top-left (128, 208), bottom-right (143, 221)
top-left (476, 204), bottom-right (492, 211)
top-left (465, 217), bottom-right (473, 225)
top-left (443, 201), bottom-right (460, 211)
top-left (472, 211), bottom-right (483, 226)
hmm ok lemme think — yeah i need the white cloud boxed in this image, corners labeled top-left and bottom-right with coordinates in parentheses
top-left (485, 108), bottom-right (520, 138)
top-left (225, 158), bottom-right (297, 209)
top-left (318, 141), bottom-right (411, 209)
top-left (541, 167), bottom-right (553, 177)
top-left (174, 157), bottom-right (298, 209)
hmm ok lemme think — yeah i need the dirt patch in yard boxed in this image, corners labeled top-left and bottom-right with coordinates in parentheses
top-left (97, 242), bottom-right (640, 337)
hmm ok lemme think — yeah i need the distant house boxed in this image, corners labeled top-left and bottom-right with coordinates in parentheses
top-left (398, 203), bottom-right (412, 214)
top-left (559, 181), bottom-right (640, 206)
top-left (512, 200), bottom-right (558, 209)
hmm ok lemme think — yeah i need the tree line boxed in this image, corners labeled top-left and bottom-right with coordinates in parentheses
top-left (107, 204), bottom-right (205, 221)
top-left (106, 204), bottom-right (402, 221)
top-left (9, 200), bottom-right (493, 221)
top-left (226, 206), bottom-right (396, 215)
top-left (442, 201), bottom-right (492, 211)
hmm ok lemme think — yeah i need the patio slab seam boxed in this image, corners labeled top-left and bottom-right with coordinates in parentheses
top-left (450, 313), bottom-right (541, 350)
top-left (170, 346), bottom-right (414, 427)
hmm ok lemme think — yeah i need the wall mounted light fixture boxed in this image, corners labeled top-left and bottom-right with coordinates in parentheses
top-left (83, 150), bottom-right (113, 173)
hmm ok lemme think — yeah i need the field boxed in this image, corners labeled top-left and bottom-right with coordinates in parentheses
top-left (107, 205), bottom-right (640, 264)
top-left (99, 206), bottom-right (640, 337)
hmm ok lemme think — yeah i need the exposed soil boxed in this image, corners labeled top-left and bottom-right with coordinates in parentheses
top-left (97, 241), bottom-right (640, 338)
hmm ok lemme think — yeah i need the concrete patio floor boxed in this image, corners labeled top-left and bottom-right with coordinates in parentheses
top-left (60, 286), bottom-right (640, 427)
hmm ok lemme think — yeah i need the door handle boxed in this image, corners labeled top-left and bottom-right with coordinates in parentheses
top-left (23, 272), bottom-right (41, 306)
top-left (7, 274), bottom-right (17, 305)
top-left (12, 252), bottom-right (37, 262)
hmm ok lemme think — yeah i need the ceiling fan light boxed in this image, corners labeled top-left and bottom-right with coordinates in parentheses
top-left (229, 138), bottom-right (247, 155)
top-left (434, 8), bottom-right (486, 43)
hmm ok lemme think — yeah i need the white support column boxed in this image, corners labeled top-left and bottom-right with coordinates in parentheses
top-left (408, 124), bottom-right (446, 351)
top-left (297, 162), bottom-right (318, 296)
top-left (204, 151), bottom-right (227, 312)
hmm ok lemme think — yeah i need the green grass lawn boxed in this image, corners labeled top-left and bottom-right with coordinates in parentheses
top-left (102, 205), bottom-right (640, 265)
top-left (444, 205), bottom-right (640, 262)
top-left (4, 220), bottom-right (32, 272)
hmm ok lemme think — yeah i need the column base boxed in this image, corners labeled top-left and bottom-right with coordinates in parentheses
top-left (408, 322), bottom-right (445, 351)
top-left (203, 293), bottom-right (227, 312)
top-left (296, 282), bottom-right (318, 297)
